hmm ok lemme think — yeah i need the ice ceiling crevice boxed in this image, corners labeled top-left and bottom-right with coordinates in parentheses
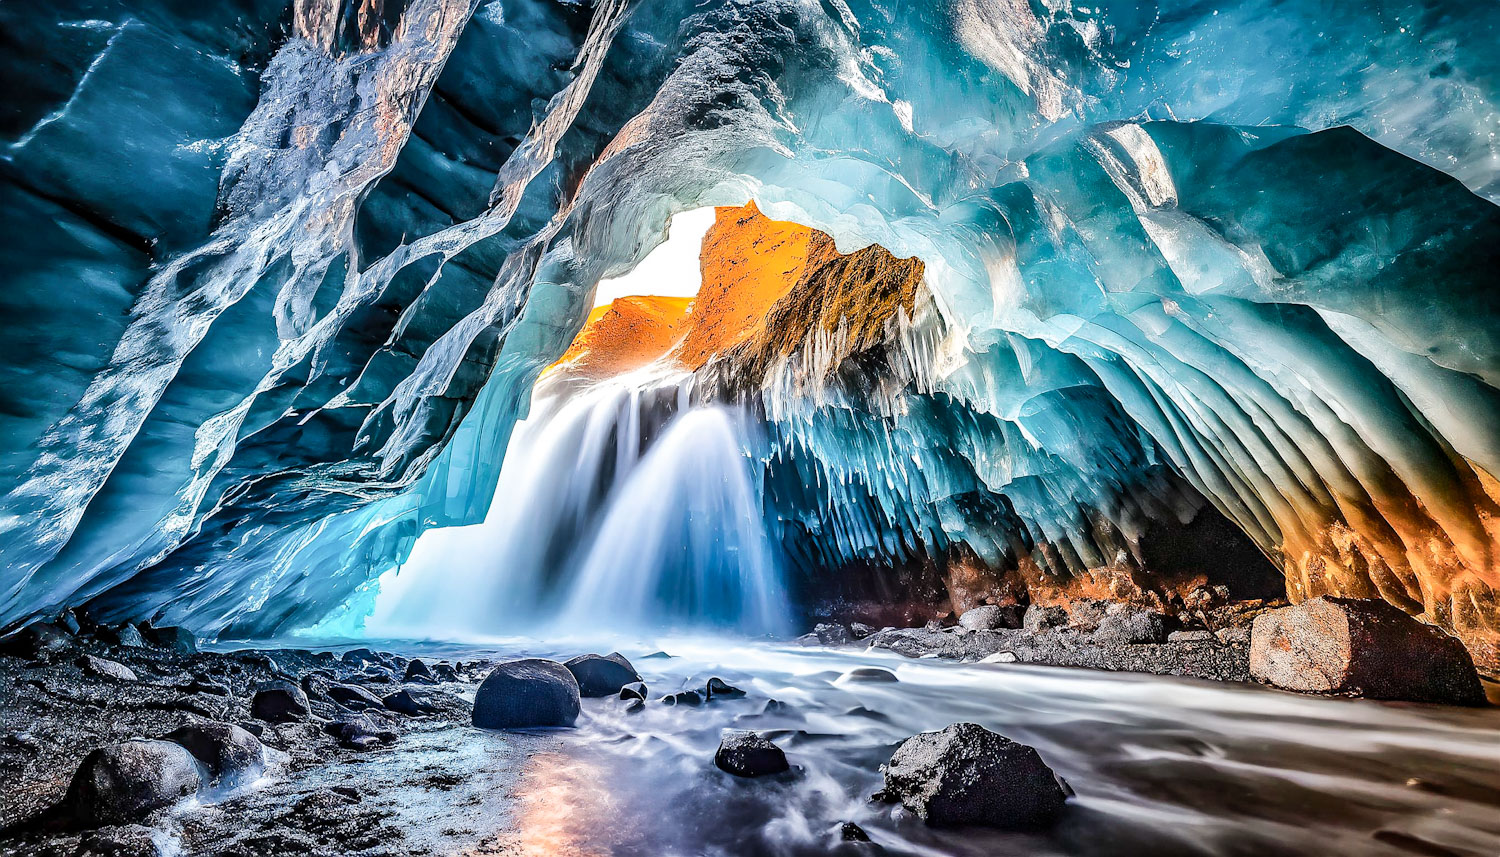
top-left (0, 0), bottom-right (1497, 668)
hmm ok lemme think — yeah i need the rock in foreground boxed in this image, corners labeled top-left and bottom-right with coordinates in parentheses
top-left (564, 653), bottom-right (641, 698)
top-left (1250, 597), bottom-right (1486, 705)
top-left (251, 680), bottom-right (311, 723)
top-left (880, 723), bottom-right (1068, 829)
top-left (714, 730), bottom-right (789, 777)
top-left (472, 659), bottom-right (581, 729)
top-left (164, 723), bottom-right (265, 785)
top-left (63, 740), bottom-right (202, 825)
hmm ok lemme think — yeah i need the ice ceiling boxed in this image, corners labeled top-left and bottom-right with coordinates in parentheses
top-left (1, 0), bottom-right (1498, 667)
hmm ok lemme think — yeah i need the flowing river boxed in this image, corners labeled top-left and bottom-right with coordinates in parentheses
top-left (273, 636), bottom-right (1500, 857)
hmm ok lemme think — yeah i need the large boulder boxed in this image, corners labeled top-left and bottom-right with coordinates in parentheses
top-left (958, 605), bottom-right (1023, 632)
top-left (324, 711), bottom-right (399, 750)
top-left (403, 659), bottom-right (436, 684)
top-left (163, 723), bottom-right (265, 785)
top-left (714, 730), bottom-right (789, 777)
top-left (1, 621), bottom-right (76, 661)
top-left (472, 659), bottom-right (581, 729)
top-left (63, 740), bottom-right (203, 825)
top-left (250, 680), bottom-right (311, 723)
top-left (1249, 597), bottom-right (1485, 705)
top-left (563, 653), bottom-right (641, 698)
top-left (879, 723), bottom-right (1069, 829)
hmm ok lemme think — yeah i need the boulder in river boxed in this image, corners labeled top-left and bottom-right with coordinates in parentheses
top-left (1249, 597), bottom-right (1485, 705)
top-left (714, 730), bottom-right (790, 777)
top-left (618, 681), bottom-right (649, 701)
top-left (564, 653), bottom-right (641, 697)
top-left (251, 679), bottom-right (311, 723)
top-left (879, 722), bottom-right (1069, 829)
top-left (472, 659), bottom-right (581, 729)
top-left (705, 677), bottom-right (746, 699)
top-left (164, 723), bottom-right (265, 785)
top-left (63, 740), bottom-right (202, 825)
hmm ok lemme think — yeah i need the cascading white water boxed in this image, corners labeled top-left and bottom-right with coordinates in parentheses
top-left (365, 369), bottom-right (791, 639)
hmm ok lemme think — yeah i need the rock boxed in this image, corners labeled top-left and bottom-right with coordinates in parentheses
top-left (432, 662), bottom-right (460, 682)
top-left (325, 712), bottom-right (398, 750)
top-left (714, 730), bottom-right (790, 777)
top-left (251, 680), bottom-right (311, 723)
top-left (1022, 605), bottom-right (1068, 633)
top-left (102, 623), bottom-right (146, 648)
top-left (164, 723), bottom-right (265, 784)
top-left (58, 610), bottom-right (83, 636)
top-left (327, 683), bottom-right (386, 711)
top-left (1094, 604), bottom-right (1169, 645)
top-left (301, 673), bottom-right (333, 701)
top-left (1215, 625), bottom-right (1252, 646)
top-left (704, 676), bottom-right (746, 699)
top-left (383, 688), bottom-right (441, 716)
top-left (837, 668), bottom-right (898, 683)
top-left (239, 721), bottom-right (266, 739)
top-left (77, 654), bottom-right (137, 682)
top-left (850, 622), bottom-right (877, 640)
top-left (341, 648), bottom-right (379, 667)
top-left (63, 740), bottom-right (203, 825)
top-left (958, 605), bottom-right (1023, 631)
top-left (1168, 630), bottom-right (1217, 643)
top-left (472, 659), bottom-right (581, 729)
top-left (879, 722), bottom-right (1069, 829)
top-left (624, 697), bottom-right (645, 713)
top-left (794, 633), bottom-right (822, 647)
top-left (839, 821), bottom-right (871, 842)
top-left (1, 621), bottom-right (76, 661)
top-left (661, 690), bottom-right (703, 706)
top-left (618, 681), bottom-right (649, 701)
top-left (141, 625), bottom-right (197, 655)
top-left (564, 653), bottom-right (642, 698)
top-left (979, 651), bottom-right (1018, 664)
top-left (403, 659), bottom-right (436, 684)
top-left (1249, 597), bottom-right (1486, 705)
top-left (1064, 599), bottom-right (1110, 631)
top-left (814, 623), bottom-right (852, 645)
top-left (184, 674), bottom-right (232, 696)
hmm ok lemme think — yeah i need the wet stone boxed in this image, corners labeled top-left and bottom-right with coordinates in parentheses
top-left (714, 730), bottom-right (790, 777)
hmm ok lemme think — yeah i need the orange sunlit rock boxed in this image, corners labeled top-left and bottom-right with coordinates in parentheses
top-left (544, 295), bottom-right (693, 382)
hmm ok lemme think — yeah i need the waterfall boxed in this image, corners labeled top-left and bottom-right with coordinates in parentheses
top-left (366, 370), bottom-right (791, 640)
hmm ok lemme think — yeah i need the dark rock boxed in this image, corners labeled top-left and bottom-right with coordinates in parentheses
top-left (403, 659), bottom-right (436, 684)
top-left (383, 688), bottom-right (441, 716)
top-left (2, 621), bottom-right (76, 661)
top-left (958, 605), bottom-right (1023, 631)
top-left (705, 676), bottom-right (746, 699)
top-left (661, 690), bottom-right (703, 706)
top-left (432, 662), bottom-right (460, 682)
top-left (324, 711), bottom-right (398, 750)
top-left (850, 622), bottom-right (877, 640)
top-left (327, 683), bottom-right (385, 711)
top-left (1094, 604), bottom-right (1169, 645)
top-left (814, 623), bottom-right (852, 645)
top-left (77, 654), bottom-right (137, 682)
top-left (1022, 605), bottom-right (1068, 633)
top-left (58, 610), bottom-right (83, 636)
top-left (164, 722), bottom-right (265, 784)
top-left (839, 821), bottom-right (871, 842)
top-left (341, 647), bottom-right (379, 667)
top-left (618, 681), bottom-right (649, 701)
top-left (101, 623), bottom-right (146, 649)
top-left (301, 673), bottom-right (334, 700)
top-left (880, 722), bottom-right (1068, 829)
top-left (1249, 597), bottom-right (1486, 705)
top-left (251, 680), bottom-right (311, 723)
top-left (472, 659), bottom-right (581, 729)
top-left (63, 740), bottom-right (203, 825)
top-left (184, 674), bottom-right (232, 696)
top-left (624, 697), bottom-right (645, 713)
top-left (239, 721), bottom-right (266, 738)
top-left (141, 624), bottom-right (197, 655)
top-left (564, 653), bottom-right (641, 698)
top-left (714, 730), bottom-right (790, 777)
top-left (838, 668), bottom-right (898, 683)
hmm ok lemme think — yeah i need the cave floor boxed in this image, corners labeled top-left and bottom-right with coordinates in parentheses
top-left (2, 637), bottom-right (1499, 857)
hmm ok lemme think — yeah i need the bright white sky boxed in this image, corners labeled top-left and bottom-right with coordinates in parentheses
top-left (592, 207), bottom-right (717, 307)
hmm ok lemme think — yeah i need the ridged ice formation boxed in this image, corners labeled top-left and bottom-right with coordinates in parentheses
top-left (1, 0), bottom-right (1498, 668)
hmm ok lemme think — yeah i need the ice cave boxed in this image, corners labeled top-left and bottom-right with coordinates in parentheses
top-left (1, 0), bottom-right (1498, 854)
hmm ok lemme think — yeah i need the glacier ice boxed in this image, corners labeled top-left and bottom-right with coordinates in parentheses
top-left (0, 0), bottom-right (1497, 668)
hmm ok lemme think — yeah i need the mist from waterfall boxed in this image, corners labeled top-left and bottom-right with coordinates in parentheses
top-left (365, 370), bottom-right (792, 641)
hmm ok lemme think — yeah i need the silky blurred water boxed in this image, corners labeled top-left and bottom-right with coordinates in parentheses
top-left (313, 636), bottom-right (1500, 857)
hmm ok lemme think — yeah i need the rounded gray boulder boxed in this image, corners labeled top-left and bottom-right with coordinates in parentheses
top-left (472, 658), bottom-right (581, 729)
top-left (880, 723), bottom-right (1069, 829)
top-left (64, 740), bottom-right (203, 825)
top-left (164, 723), bottom-right (265, 785)
top-left (564, 652), bottom-right (641, 698)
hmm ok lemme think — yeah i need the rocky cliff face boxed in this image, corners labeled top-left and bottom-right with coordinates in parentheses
top-left (1, 0), bottom-right (1497, 671)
